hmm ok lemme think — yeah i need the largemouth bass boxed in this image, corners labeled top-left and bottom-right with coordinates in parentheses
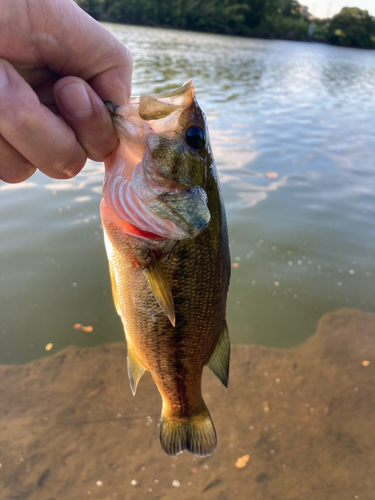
top-left (100, 81), bottom-right (230, 457)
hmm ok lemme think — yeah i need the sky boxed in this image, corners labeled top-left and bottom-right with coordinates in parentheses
top-left (301, 0), bottom-right (375, 18)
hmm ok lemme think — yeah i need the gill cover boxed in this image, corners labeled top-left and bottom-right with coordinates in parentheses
top-left (103, 81), bottom-right (211, 241)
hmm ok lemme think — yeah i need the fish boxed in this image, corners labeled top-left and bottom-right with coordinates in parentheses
top-left (100, 81), bottom-right (230, 457)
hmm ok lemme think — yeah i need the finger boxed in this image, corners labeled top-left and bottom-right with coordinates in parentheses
top-left (14, 63), bottom-right (56, 92)
top-left (37, 1), bottom-right (133, 104)
top-left (1, 1), bottom-right (132, 104)
top-left (0, 135), bottom-right (36, 183)
top-left (0, 59), bottom-right (87, 179)
top-left (13, 64), bottom-right (59, 109)
top-left (34, 73), bottom-right (60, 107)
top-left (54, 77), bottom-right (118, 162)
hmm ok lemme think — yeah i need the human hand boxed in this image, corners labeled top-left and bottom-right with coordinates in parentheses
top-left (0, 0), bottom-right (132, 183)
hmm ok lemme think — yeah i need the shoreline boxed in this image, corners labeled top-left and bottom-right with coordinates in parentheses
top-left (1, 308), bottom-right (375, 499)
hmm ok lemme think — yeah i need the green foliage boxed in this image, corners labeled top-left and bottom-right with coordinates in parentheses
top-left (74, 0), bottom-right (375, 49)
top-left (313, 19), bottom-right (329, 40)
top-left (314, 24), bottom-right (328, 41)
top-left (75, 0), bottom-right (104, 20)
top-left (251, 0), bottom-right (309, 39)
top-left (101, 0), bottom-right (253, 34)
top-left (327, 7), bottom-right (375, 49)
top-left (263, 15), bottom-right (309, 40)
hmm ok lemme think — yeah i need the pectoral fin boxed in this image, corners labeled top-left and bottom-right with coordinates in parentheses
top-left (141, 253), bottom-right (176, 327)
top-left (128, 346), bottom-right (146, 396)
top-left (206, 322), bottom-right (230, 388)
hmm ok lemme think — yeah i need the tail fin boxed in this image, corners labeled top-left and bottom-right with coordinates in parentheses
top-left (160, 404), bottom-right (217, 457)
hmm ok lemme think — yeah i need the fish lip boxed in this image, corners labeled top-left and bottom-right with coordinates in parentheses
top-left (104, 100), bottom-right (117, 115)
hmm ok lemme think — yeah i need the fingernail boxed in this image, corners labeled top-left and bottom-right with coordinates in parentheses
top-left (58, 82), bottom-right (92, 119)
top-left (0, 63), bottom-right (9, 89)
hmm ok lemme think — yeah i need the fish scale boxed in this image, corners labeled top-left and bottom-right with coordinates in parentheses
top-left (101, 81), bottom-right (230, 456)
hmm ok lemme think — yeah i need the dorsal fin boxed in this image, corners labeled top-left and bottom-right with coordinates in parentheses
top-left (141, 253), bottom-right (175, 326)
top-left (127, 345), bottom-right (146, 395)
top-left (206, 321), bottom-right (230, 388)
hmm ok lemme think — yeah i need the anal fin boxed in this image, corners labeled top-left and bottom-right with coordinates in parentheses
top-left (141, 253), bottom-right (175, 327)
top-left (128, 346), bottom-right (146, 395)
top-left (206, 321), bottom-right (230, 388)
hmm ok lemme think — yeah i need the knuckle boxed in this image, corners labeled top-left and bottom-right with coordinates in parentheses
top-left (1, 109), bottom-right (33, 141)
top-left (0, 90), bottom-right (40, 142)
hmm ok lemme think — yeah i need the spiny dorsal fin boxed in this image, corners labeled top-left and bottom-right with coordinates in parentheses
top-left (141, 253), bottom-right (175, 327)
top-left (206, 321), bottom-right (230, 388)
top-left (128, 346), bottom-right (146, 396)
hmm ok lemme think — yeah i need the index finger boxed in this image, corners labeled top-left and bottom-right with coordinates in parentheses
top-left (4, 0), bottom-right (133, 104)
top-left (50, 2), bottom-right (133, 104)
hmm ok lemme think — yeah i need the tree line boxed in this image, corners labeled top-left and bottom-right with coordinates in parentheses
top-left (75, 0), bottom-right (375, 49)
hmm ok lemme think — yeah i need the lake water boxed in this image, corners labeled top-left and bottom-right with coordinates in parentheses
top-left (1, 24), bottom-right (375, 364)
top-left (1, 23), bottom-right (375, 500)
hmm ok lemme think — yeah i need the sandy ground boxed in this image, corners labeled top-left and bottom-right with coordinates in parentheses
top-left (1, 308), bottom-right (375, 500)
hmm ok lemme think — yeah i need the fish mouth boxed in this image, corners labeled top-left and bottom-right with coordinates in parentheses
top-left (103, 81), bottom-right (211, 241)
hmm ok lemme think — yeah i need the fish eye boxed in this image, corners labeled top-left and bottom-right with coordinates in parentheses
top-left (185, 126), bottom-right (205, 150)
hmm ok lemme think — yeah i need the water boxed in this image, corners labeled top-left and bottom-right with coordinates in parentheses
top-left (1, 26), bottom-right (375, 364)
top-left (1, 24), bottom-right (375, 500)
